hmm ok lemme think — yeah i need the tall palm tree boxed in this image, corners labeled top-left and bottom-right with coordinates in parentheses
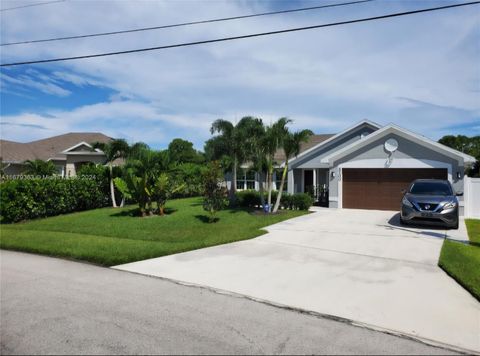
top-left (91, 139), bottom-right (129, 208)
top-left (272, 129), bottom-right (313, 213)
top-left (237, 117), bottom-right (266, 207)
top-left (210, 118), bottom-right (249, 202)
top-left (263, 117), bottom-right (292, 211)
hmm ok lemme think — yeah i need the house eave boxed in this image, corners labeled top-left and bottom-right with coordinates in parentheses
top-left (286, 119), bottom-right (382, 167)
top-left (320, 124), bottom-right (476, 166)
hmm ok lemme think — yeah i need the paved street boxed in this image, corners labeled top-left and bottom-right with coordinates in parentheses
top-left (0, 250), bottom-right (455, 355)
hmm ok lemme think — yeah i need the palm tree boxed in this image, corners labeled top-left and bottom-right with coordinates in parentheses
top-left (263, 118), bottom-right (292, 211)
top-left (238, 117), bottom-right (267, 208)
top-left (210, 118), bottom-right (249, 202)
top-left (91, 139), bottom-right (129, 208)
top-left (272, 129), bottom-right (313, 213)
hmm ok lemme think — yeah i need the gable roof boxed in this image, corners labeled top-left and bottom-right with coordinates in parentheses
top-left (0, 132), bottom-right (112, 163)
top-left (285, 119), bottom-right (382, 166)
top-left (321, 123), bottom-right (477, 165)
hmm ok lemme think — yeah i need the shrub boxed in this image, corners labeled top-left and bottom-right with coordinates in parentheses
top-left (234, 190), bottom-right (311, 211)
top-left (202, 162), bottom-right (228, 223)
top-left (291, 193), bottom-right (314, 210)
top-left (0, 177), bottom-right (110, 223)
top-left (236, 190), bottom-right (261, 208)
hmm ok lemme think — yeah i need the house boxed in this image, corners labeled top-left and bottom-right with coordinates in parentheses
top-left (228, 120), bottom-right (476, 213)
top-left (0, 132), bottom-right (113, 177)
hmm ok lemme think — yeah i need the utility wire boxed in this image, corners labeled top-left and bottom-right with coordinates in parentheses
top-left (1, 1), bottom-right (478, 67)
top-left (0, 0), bottom-right (65, 12)
top-left (1, 0), bottom-right (373, 46)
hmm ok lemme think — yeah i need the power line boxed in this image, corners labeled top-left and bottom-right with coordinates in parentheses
top-left (1, 1), bottom-right (478, 67)
top-left (0, 0), bottom-right (65, 12)
top-left (1, 0), bottom-right (373, 46)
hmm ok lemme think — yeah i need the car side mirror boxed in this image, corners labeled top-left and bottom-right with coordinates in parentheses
top-left (456, 191), bottom-right (463, 196)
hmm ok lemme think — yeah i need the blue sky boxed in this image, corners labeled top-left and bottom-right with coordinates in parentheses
top-left (0, 0), bottom-right (479, 149)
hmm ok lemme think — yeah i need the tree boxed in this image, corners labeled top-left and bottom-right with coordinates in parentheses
top-left (238, 117), bottom-right (267, 208)
top-left (272, 129), bottom-right (313, 213)
top-left (91, 139), bottom-right (129, 208)
top-left (114, 144), bottom-right (171, 217)
top-left (23, 159), bottom-right (57, 176)
top-left (114, 169), bottom-right (150, 216)
top-left (263, 118), bottom-right (292, 211)
top-left (439, 135), bottom-right (480, 177)
top-left (210, 119), bottom-right (249, 203)
top-left (202, 161), bottom-right (228, 223)
top-left (168, 138), bottom-right (203, 164)
top-left (150, 172), bottom-right (185, 216)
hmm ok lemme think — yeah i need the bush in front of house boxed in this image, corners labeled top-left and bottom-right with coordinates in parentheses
top-left (235, 191), bottom-right (313, 211)
top-left (290, 193), bottom-right (314, 211)
top-left (236, 190), bottom-right (261, 208)
top-left (0, 177), bottom-right (110, 223)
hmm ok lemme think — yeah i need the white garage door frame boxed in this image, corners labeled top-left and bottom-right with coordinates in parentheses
top-left (336, 159), bottom-right (452, 209)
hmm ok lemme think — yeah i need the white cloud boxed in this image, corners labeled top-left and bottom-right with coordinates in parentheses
top-left (0, 0), bottom-right (479, 146)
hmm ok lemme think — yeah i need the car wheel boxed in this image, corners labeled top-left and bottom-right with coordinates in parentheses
top-left (452, 220), bottom-right (459, 230)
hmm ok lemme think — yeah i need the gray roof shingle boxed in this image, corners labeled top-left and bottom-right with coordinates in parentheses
top-left (0, 132), bottom-right (113, 163)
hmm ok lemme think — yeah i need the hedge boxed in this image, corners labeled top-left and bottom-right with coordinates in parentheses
top-left (235, 190), bottom-right (313, 211)
top-left (0, 177), bottom-right (109, 223)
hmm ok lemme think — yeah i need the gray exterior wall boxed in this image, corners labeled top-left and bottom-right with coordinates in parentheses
top-left (290, 124), bottom-right (377, 170)
top-left (328, 133), bottom-right (465, 210)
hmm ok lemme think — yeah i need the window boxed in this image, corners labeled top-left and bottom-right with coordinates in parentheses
top-left (236, 169), bottom-right (256, 190)
top-left (246, 170), bottom-right (256, 190)
top-left (274, 169), bottom-right (287, 191)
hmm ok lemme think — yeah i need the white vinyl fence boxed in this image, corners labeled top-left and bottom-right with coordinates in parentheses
top-left (464, 177), bottom-right (480, 219)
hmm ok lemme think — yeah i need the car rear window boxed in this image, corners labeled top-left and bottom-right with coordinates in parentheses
top-left (409, 182), bottom-right (452, 195)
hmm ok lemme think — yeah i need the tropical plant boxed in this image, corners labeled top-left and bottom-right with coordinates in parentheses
top-left (114, 169), bottom-right (150, 216)
top-left (210, 119), bottom-right (249, 203)
top-left (202, 161), bottom-right (228, 223)
top-left (238, 117), bottom-right (267, 208)
top-left (23, 159), bottom-right (57, 176)
top-left (262, 118), bottom-right (292, 212)
top-left (273, 129), bottom-right (313, 213)
top-left (91, 139), bottom-right (129, 208)
top-left (150, 173), bottom-right (185, 216)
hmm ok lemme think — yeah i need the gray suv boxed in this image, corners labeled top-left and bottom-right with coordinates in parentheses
top-left (400, 179), bottom-right (460, 229)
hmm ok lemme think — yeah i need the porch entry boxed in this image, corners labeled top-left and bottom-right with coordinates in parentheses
top-left (303, 169), bottom-right (329, 207)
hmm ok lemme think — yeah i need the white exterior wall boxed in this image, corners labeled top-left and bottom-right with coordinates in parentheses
top-left (464, 177), bottom-right (480, 219)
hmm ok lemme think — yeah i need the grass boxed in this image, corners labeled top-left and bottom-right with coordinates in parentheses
top-left (438, 219), bottom-right (480, 301)
top-left (0, 197), bottom-right (306, 266)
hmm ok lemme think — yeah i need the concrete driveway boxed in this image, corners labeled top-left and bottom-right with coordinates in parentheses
top-left (114, 208), bottom-right (480, 353)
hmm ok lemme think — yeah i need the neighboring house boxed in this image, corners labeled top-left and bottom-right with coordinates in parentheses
top-left (0, 132), bottom-right (113, 177)
top-left (227, 120), bottom-right (476, 213)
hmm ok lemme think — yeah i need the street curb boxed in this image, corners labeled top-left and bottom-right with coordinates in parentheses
top-left (111, 266), bottom-right (478, 355)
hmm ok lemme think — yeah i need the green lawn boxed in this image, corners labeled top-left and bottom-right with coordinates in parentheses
top-left (438, 219), bottom-right (480, 301)
top-left (0, 197), bottom-right (306, 266)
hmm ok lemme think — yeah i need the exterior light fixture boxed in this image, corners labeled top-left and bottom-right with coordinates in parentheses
top-left (456, 171), bottom-right (462, 179)
top-left (331, 171), bottom-right (336, 179)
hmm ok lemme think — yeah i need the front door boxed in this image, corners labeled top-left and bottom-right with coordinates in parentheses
top-left (304, 170), bottom-right (314, 195)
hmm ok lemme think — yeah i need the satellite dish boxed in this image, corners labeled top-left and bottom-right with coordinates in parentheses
top-left (384, 138), bottom-right (398, 153)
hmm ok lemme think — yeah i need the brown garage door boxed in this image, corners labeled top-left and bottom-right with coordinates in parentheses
top-left (342, 168), bottom-right (448, 211)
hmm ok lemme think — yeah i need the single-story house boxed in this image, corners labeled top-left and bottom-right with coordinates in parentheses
top-left (0, 132), bottom-right (113, 177)
top-left (228, 120), bottom-right (476, 213)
